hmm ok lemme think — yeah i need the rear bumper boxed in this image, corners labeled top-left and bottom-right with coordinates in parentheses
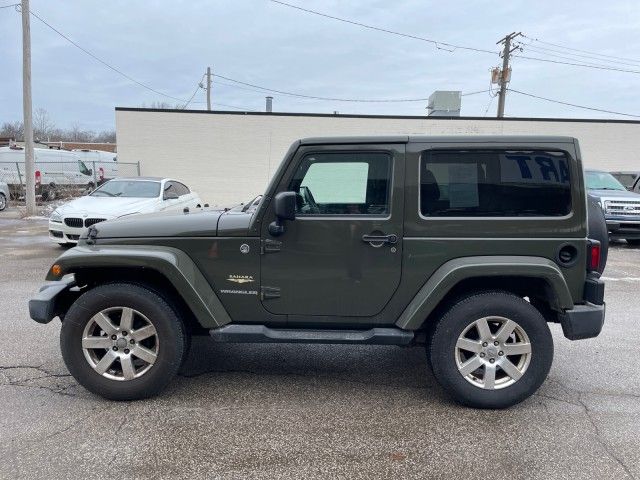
top-left (559, 276), bottom-right (605, 340)
top-left (560, 303), bottom-right (605, 340)
top-left (28, 276), bottom-right (76, 324)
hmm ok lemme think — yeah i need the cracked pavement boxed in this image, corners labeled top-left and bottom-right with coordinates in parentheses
top-left (1, 217), bottom-right (639, 479)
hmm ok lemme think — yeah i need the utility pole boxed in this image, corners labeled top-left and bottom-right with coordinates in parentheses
top-left (206, 67), bottom-right (212, 111)
top-left (22, 0), bottom-right (36, 215)
top-left (496, 32), bottom-right (521, 118)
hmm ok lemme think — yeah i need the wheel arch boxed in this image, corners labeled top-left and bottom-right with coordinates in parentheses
top-left (47, 245), bottom-right (231, 330)
top-left (396, 256), bottom-right (574, 331)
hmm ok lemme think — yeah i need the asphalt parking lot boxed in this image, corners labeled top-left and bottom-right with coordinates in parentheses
top-left (1, 216), bottom-right (639, 480)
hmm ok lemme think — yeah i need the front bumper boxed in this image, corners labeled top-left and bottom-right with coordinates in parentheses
top-left (48, 221), bottom-right (84, 244)
top-left (28, 276), bottom-right (76, 324)
top-left (606, 218), bottom-right (640, 239)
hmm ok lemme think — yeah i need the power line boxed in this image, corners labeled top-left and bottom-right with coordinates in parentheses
top-left (214, 73), bottom-right (432, 102)
top-left (462, 89), bottom-right (491, 97)
top-left (518, 46), bottom-right (640, 72)
top-left (522, 34), bottom-right (640, 65)
top-left (212, 102), bottom-right (258, 112)
top-left (0, 3), bottom-right (18, 9)
top-left (513, 53), bottom-right (640, 75)
top-left (181, 74), bottom-right (206, 110)
top-left (269, 1), bottom-right (640, 77)
top-left (507, 88), bottom-right (640, 118)
top-left (269, 0), bottom-right (497, 56)
top-left (20, 7), bottom-right (490, 108)
top-left (522, 42), bottom-right (640, 68)
top-left (215, 73), bottom-right (487, 102)
top-left (27, 8), bottom-right (193, 103)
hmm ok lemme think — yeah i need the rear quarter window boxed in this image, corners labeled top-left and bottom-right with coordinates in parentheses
top-left (420, 149), bottom-right (572, 217)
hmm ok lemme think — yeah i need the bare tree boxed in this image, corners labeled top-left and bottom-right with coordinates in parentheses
top-left (0, 121), bottom-right (25, 140)
top-left (140, 101), bottom-right (180, 109)
top-left (33, 108), bottom-right (55, 141)
top-left (68, 122), bottom-right (79, 141)
top-left (93, 130), bottom-right (116, 143)
top-left (1, 113), bottom-right (115, 144)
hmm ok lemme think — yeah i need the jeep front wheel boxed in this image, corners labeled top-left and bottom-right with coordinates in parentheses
top-left (429, 291), bottom-right (553, 409)
top-left (60, 283), bottom-right (186, 400)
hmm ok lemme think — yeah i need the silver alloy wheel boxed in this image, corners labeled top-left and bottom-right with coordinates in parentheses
top-left (454, 316), bottom-right (532, 390)
top-left (82, 307), bottom-right (159, 381)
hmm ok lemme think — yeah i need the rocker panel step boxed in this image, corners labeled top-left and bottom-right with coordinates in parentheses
top-left (209, 325), bottom-right (414, 345)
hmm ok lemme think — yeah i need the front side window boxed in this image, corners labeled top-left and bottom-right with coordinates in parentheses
top-left (174, 182), bottom-right (190, 196)
top-left (289, 152), bottom-right (391, 215)
top-left (78, 160), bottom-right (91, 176)
top-left (420, 149), bottom-right (572, 217)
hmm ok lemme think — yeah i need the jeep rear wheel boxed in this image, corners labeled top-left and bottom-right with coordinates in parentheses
top-left (429, 291), bottom-right (553, 409)
top-left (61, 283), bottom-right (186, 400)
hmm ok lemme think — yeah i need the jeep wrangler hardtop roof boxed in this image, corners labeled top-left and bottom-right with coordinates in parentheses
top-left (299, 135), bottom-right (578, 145)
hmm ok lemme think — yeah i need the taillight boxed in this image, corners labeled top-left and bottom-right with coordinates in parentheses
top-left (587, 241), bottom-right (601, 272)
top-left (35, 170), bottom-right (41, 186)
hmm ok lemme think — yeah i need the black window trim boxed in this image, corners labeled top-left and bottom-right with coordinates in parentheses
top-left (291, 149), bottom-right (395, 219)
top-left (417, 147), bottom-right (575, 221)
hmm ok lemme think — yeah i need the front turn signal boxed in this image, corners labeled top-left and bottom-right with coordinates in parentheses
top-left (51, 264), bottom-right (62, 277)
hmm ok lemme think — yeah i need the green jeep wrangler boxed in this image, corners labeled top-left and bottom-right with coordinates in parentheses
top-left (29, 136), bottom-right (606, 409)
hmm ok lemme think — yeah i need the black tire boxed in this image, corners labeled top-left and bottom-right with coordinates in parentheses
top-left (587, 196), bottom-right (608, 273)
top-left (626, 239), bottom-right (640, 246)
top-left (60, 283), bottom-right (186, 400)
top-left (0, 192), bottom-right (6, 211)
top-left (42, 184), bottom-right (57, 201)
top-left (429, 291), bottom-right (553, 409)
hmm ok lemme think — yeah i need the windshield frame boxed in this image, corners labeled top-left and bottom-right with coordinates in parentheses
top-left (585, 171), bottom-right (627, 191)
top-left (90, 180), bottom-right (162, 198)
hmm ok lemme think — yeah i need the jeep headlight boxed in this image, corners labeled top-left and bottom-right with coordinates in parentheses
top-left (50, 210), bottom-right (62, 223)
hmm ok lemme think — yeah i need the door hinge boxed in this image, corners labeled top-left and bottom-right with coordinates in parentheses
top-left (261, 286), bottom-right (281, 300)
top-left (260, 238), bottom-right (282, 254)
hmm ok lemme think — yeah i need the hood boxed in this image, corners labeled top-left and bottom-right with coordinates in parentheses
top-left (587, 189), bottom-right (640, 199)
top-left (88, 209), bottom-right (223, 239)
top-left (56, 196), bottom-right (158, 217)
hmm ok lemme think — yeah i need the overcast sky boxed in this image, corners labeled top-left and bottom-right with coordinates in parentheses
top-left (1, 0), bottom-right (639, 131)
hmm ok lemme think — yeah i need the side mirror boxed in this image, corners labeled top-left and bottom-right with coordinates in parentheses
top-left (269, 191), bottom-right (296, 236)
top-left (164, 191), bottom-right (179, 200)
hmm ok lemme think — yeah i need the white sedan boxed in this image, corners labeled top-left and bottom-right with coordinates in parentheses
top-left (48, 177), bottom-right (202, 245)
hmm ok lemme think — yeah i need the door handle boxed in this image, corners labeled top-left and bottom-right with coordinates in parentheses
top-left (362, 233), bottom-right (398, 245)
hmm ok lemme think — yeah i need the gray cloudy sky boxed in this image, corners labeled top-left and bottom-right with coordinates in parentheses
top-left (1, 0), bottom-right (639, 131)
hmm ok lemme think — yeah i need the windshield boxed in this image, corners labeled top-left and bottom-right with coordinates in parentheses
top-left (585, 171), bottom-right (627, 191)
top-left (91, 180), bottom-right (160, 198)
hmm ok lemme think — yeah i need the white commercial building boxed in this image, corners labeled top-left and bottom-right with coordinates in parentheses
top-left (115, 108), bottom-right (640, 206)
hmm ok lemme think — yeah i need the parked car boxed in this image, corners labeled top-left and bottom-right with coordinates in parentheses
top-left (30, 136), bottom-right (606, 409)
top-left (0, 146), bottom-right (94, 200)
top-left (0, 181), bottom-right (8, 211)
top-left (610, 171), bottom-right (640, 192)
top-left (48, 177), bottom-right (202, 245)
top-left (585, 169), bottom-right (640, 245)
